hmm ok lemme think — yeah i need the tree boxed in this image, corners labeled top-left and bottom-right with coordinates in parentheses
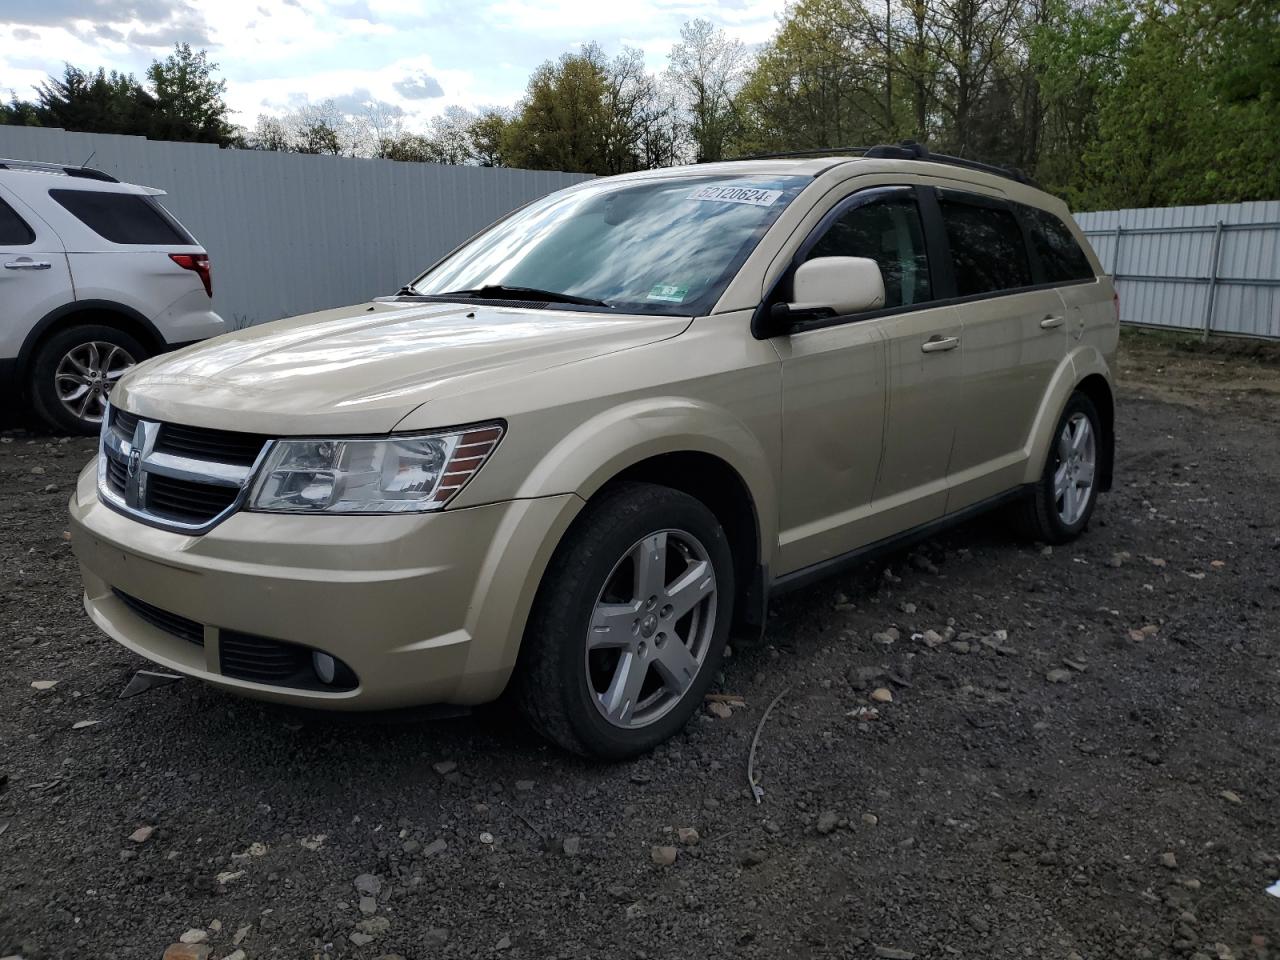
top-left (668, 19), bottom-right (746, 162)
top-left (502, 47), bottom-right (611, 173)
top-left (146, 44), bottom-right (238, 145)
top-left (35, 65), bottom-right (154, 136)
top-left (469, 108), bottom-right (513, 166)
top-left (0, 94), bottom-right (41, 127)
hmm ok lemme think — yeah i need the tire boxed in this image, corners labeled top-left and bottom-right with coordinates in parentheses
top-left (28, 324), bottom-right (147, 435)
top-left (515, 481), bottom-right (735, 759)
top-left (1013, 390), bottom-right (1102, 544)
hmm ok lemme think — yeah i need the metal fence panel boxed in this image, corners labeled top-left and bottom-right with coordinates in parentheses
top-left (1075, 201), bottom-right (1280, 339)
top-left (0, 126), bottom-right (592, 327)
top-left (4, 127), bottom-right (1275, 340)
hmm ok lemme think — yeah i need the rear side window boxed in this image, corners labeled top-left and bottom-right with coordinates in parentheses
top-left (806, 191), bottom-right (933, 308)
top-left (938, 193), bottom-right (1032, 296)
top-left (1026, 207), bottom-right (1095, 282)
top-left (0, 198), bottom-right (35, 245)
top-left (49, 189), bottom-right (194, 245)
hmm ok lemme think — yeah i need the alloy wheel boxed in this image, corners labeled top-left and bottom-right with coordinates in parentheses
top-left (585, 529), bottom-right (718, 729)
top-left (54, 341), bottom-right (135, 427)
top-left (1054, 411), bottom-right (1096, 525)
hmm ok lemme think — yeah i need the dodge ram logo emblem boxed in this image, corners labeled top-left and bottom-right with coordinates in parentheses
top-left (124, 419), bottom-right (159, 511)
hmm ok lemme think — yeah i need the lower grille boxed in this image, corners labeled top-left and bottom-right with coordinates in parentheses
top-left (107, 590), bottom-right (357, 692)
top-left (113, 589), bottom-right (204, 646)
top-left (219, 632), bottom-right (309, 684)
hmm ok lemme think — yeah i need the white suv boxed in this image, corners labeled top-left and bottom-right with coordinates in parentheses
top-left (0, 158), bottom-right (226, 434)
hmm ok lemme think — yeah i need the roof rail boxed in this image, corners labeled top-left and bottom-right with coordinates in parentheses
top-left (728, 140), bottom-right (1039, 188)
top-left (0, 158), bottom-right (118, 183)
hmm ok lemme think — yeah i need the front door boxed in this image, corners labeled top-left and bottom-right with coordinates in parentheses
top-left (773, 185), bottom-right (959, 574)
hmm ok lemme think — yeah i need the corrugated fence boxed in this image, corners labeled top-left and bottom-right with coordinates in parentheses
top-left (1075, 201), bottom-right (1280, 340)
top-left (2, 127), bottom-right (1276, 339)
top-left (0, 126), bottom-right (591, 327)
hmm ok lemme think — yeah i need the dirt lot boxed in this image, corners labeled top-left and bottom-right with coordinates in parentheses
top-left (1, 329), bottom-right (1278, 960)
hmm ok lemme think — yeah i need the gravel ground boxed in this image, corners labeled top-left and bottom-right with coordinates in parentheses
top-left (1, 331), bottom-right (1278, 960)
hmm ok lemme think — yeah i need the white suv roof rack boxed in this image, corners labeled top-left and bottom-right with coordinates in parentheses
top-left (0, 157), bottom-right (119, 183)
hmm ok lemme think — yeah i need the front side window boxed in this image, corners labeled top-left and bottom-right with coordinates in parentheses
top-left (0, 198), bottom-right (34, 245)
top-left (938, 192), bottom-right (1032, 296)
top-left (1026, 207), bottom-right (1096, 283)
top-left (410, 174), bottom-right (811, 316)
top-left (805, 190), bottom-right (932, 309)
top-left (50, 189), bottom-right (194, 245)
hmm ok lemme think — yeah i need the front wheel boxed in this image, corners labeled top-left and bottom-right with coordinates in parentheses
top-left (515, 482), bottom-right (735, 758)
top-left (29, 324), bottom-right (146, 435)
top-left (1014, 391), bottom-right (1102, 544)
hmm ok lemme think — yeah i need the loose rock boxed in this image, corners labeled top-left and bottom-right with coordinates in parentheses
top-left (651, 845), bottom-right (677, 866)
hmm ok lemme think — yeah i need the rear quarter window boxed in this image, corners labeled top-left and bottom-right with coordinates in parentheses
top-left (49, 189), bottom-right (194, 246)
top-left (1026, 207), bottom-right (1096, 282)
top-left (938, 192), bottom-right (1032, 296)
top-left (0, 198), bottom-right (35, 245)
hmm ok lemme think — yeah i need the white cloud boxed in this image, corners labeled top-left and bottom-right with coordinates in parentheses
top-left (0, 0), bottom-right (787, 130)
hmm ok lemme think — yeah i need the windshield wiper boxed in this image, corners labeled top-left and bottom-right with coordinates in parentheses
top-left (434, 285), bottom-right (611, 308)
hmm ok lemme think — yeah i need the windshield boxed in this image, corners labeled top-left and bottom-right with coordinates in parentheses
top-left (408, 173), bottom-right (811, 315)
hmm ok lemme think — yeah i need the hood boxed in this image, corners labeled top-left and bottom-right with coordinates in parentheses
top-left (114, 300), bottom-right (691, 435)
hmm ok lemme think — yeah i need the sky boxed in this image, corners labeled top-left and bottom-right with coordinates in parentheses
top-left (0, 0), bottom-right (787, 131)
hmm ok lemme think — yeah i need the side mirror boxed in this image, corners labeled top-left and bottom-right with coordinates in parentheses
top-left (789, 256), bottom-right (885, 316)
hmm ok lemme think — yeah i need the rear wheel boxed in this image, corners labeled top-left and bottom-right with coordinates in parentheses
top-left (29, 324), bottom-right (146, 435)
top-left (1014, 391), bottom-right (1102, 544)
top-left (516, 482), bottom-right (734, 758)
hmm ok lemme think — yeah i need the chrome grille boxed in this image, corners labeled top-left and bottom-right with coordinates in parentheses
top-left (98, 406), bottom-right (269, 533)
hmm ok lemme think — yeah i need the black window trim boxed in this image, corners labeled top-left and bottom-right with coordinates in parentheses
top-left (752, 182), bottom-right (1100, 339)
top-left (752, 184), bottom-right (946, 338)
top-left (0, 195), bottom-right (35, 246)
top-left (1018, 202), bottom-right (1097, 285)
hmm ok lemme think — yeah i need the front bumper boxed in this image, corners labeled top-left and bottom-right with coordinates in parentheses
top-left (69, 458), bottom-right (582, 709)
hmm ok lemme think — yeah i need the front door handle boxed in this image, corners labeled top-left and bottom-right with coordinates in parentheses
top-left (921, 335), bottom-right (959, 353)
top-left (1039, 315), bottom-right (1064, 329)
top-left (4, 259), bottom-right (52, 271)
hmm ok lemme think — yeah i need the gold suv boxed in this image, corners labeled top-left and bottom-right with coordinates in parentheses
top-left (70, 146), bottom-right (1118, 758)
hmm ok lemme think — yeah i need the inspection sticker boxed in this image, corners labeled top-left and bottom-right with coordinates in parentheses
top-left (687, 185), bottom-right (783, 207)
top-left (647, 283), bottom-right (690, 303)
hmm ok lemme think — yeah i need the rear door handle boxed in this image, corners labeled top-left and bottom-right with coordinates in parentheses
top-left (4, 259), bottom-right (52, 271)
top-left (921, 335), bottom-right (959, 353)
top-left (1039, 315), bottom-right (1064, 329)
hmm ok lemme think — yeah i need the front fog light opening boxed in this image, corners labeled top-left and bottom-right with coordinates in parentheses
top-left (308, 649), bottom-right (357, 689)
top-left (312, 651), bottom-right (337, 684)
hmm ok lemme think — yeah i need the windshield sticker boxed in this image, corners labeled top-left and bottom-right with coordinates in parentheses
top-left (687, 185), bottom-right (783, 207)
top-left (647, 283), bottom-right (690, 303)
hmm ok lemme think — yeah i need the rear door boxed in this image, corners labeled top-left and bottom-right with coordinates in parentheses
top-left (1024, 205), bottom-right (1108, 349)
top-left (0, 186), bottom-right (71, 363)
top-left (932, 188), bottom-right (1066, 511)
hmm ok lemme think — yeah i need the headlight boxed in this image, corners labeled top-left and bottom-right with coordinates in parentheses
top-left (248, 423), bottom-right (503, 514)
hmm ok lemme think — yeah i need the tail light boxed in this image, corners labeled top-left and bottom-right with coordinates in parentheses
top-left (169, 253), bottom-right (212, 298)
top-left (1112, 290), bottom-right (1120, 324)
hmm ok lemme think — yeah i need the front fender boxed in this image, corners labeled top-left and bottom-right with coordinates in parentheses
top-left (510, 396), bottom-right (778, 566)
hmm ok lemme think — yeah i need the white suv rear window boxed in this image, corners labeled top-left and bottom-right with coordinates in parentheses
top-left (49, 189), bottom-right (194, 246)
